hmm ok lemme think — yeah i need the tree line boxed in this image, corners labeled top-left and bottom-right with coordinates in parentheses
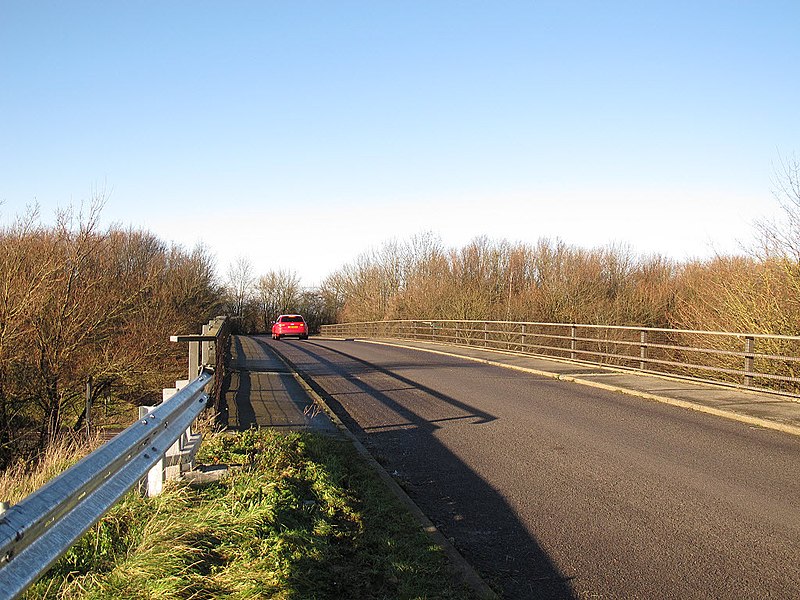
top-left (223, 258), bottom-right (338, 334)
top-left (319, 158), bottom-right (800, 340)
top-left (0, 202), bottom-right (221, 466)
top-left (224, 157), bottom-right (800, 343)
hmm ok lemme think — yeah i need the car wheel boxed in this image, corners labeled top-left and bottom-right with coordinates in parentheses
top-left (275, 334), bottom-right (281, 340)
top-left (300, 335), bottom-right (308, 340)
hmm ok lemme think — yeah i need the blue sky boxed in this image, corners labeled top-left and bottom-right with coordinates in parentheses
top-left (2, 1), bottom-right (799, 285)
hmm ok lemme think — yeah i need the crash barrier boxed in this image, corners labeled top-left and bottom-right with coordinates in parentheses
top-left (320, 320), bottom-right (800, 397)
top-left (0, 316), bottom-right (229, 599)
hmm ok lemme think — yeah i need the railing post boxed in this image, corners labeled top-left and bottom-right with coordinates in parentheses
top-left (85, 376), bottom-right (92, 437)
top-left (484, 322), bottom-right (489, 347)
top-left (201, 323), bottom-right (212, 366)
top-left (570, 325), bottom-right (577, 359)
top-left (744, 336), bottom-right (755, 387)
top-left (139, 405), bottom-right (164, 497)
top-left (640, 330), bottom-right (648, 371)
top-left (521, 323), bottom-right (527, 352)
top-left (188, 341), bottom-right (200, 379)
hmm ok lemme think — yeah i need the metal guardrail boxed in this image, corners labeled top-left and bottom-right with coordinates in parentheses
top-left (320, 320), bottom-right (800, 397)
top-left (0, 369), bottom-right (212, 599)
top-left (0, 315), bottom-right (230, 599)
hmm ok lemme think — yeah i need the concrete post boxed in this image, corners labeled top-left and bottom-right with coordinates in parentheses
top-left (139, 405), bottom-right (163, 497)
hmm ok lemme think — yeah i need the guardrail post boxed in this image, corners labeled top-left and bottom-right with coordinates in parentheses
top-left (570, 325), bottom-right (577, 359)
top-left (521, 324), bottom-right (527, 351)
top-left (484, 322), bottom-right (488, 347)
top-left (138, 405), bottom-right (164, 497)
top-left (744, 336), bottom-right (755, 387)
top-left (640, 330), bottom-right (648, 371)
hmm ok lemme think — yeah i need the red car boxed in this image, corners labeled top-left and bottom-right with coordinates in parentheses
top-left (271, 314), bottom-right (309, 340)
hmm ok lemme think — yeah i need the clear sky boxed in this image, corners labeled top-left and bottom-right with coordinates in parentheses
top-left (2, 1), bottom-right (798, 286)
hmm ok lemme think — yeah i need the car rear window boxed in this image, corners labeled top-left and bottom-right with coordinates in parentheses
top-left (280, 316), bottom-right (305, 323)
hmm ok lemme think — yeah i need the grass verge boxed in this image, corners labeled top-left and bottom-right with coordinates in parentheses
top-left (21, 429), bottom-right (474, 599)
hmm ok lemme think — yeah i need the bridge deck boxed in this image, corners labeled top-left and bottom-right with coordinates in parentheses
top-left (345, 337), bottom-right (800, 435)
top-left (218, 335), bottom-right (336, 433)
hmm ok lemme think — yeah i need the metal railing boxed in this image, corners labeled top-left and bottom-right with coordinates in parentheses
top-left (320, 320), bottom-right (800, 397)
top-left (0, 371), bottom-right (211, 599)
top-left (0, 316), bottom-right (229, 599)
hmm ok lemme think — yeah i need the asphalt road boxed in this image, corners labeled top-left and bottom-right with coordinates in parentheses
top-left (257, 336), bottom-right (800, 599)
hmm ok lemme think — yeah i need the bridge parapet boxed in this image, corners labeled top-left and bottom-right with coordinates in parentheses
top-left (321, 320), bottom-right (800, 398)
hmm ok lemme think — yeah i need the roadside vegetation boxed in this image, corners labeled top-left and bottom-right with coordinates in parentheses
top-left (318, 158), bottom-right (800, 341)
top-left (223, 259), bottom-right (338, 335)
top-left (0, 199), bottom-right (221, 467)
top-left (223, 160), bottom-right (800, 347)
top-left (319, 231), bottom-right (800, 336)
top-left (12, 428), bottom-right (473, 600)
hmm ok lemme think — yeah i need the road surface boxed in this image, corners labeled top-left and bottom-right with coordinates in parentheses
top-left (254, 336), bottom-right (800, 599)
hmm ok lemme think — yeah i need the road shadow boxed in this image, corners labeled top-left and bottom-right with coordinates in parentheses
top-left (218, 336), bottom-right (336, 433)
top-left (269, 337), bottom-right (577, 599)
top-left (227, 370), bottom-right (257, 429)
top-left (217, 336), bottom-right (257, 429)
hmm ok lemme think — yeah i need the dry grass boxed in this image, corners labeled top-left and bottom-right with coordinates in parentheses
top-left (0, 432), bottom-right (101, 504)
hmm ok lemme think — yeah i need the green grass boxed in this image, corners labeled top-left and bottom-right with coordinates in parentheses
top-left (24, 429), bottom-right (474, 599)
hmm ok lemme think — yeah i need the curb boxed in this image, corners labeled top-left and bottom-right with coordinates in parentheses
top-left (267, 341), bottom-right (498, 600)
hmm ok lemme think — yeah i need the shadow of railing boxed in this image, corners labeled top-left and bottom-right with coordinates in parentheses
top-left (220, 336), bottom-right (336, 432)
top-left (276, 338), bottom-right (577, 599)
top-left (217, 335), bottom-right (256, 430)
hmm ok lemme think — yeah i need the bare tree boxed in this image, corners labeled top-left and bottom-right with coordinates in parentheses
top-left (226, 256), bottom-right (254, 318)
top-left (758, 154), bottom-right (800, 260)
top-left (324, 234), bottom-right (684, 327)
top-left (255, 269), bottom-right (302, 330)
top-left (0, 201), bottom-right (223, 463)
